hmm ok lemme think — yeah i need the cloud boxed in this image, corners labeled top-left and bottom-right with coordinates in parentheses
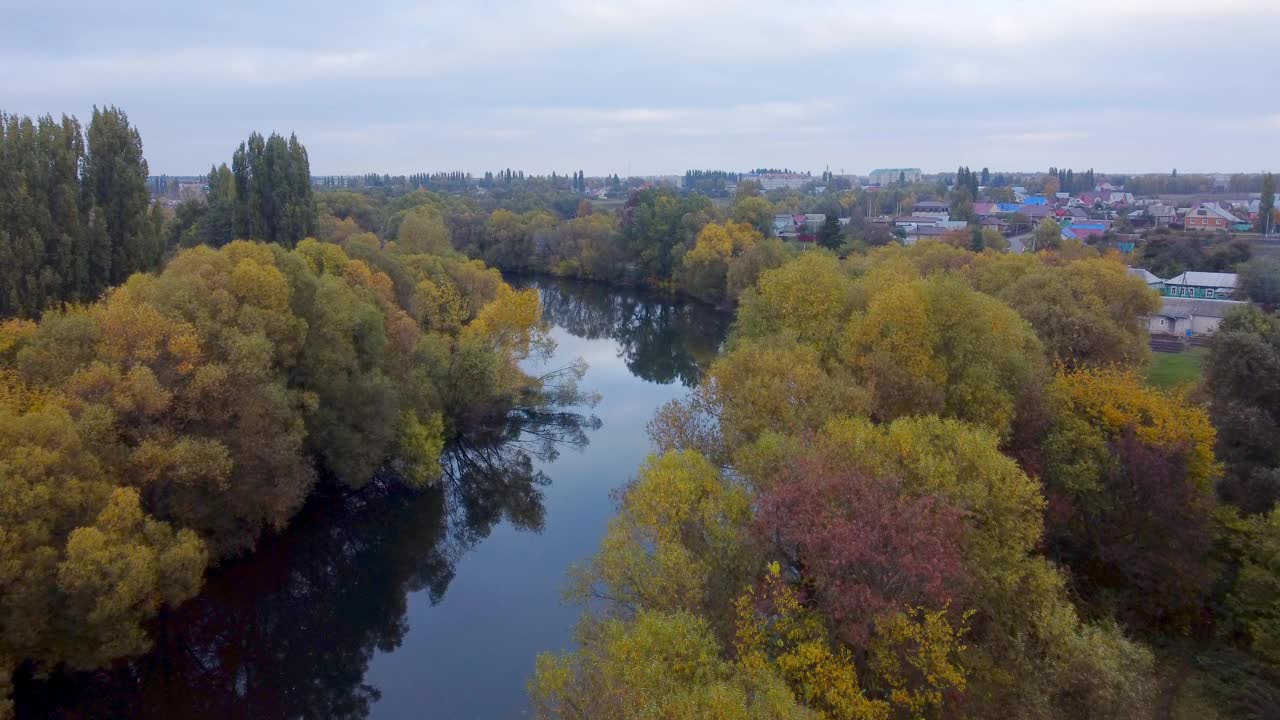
top-left (4, 0), bottom-right (1278, 174)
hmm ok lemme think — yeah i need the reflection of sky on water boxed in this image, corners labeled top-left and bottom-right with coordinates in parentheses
top-left (364, 303), bottom-right (717, 718)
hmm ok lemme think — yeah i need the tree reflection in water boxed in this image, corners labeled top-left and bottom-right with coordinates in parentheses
top-left (13, 372), bottom-right (600, 720)
top-left (528, 279), bottom-right (731, 388)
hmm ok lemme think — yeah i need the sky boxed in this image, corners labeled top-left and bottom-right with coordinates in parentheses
top-left (4, 0), bottom-right (1279, 176)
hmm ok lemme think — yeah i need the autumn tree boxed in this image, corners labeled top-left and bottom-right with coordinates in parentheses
top-left (841, 275), bottom-right (1044, 437)
top-left (756, 453), bottom-right (970, 645)
top-left (1032, 218), bottom-right (1061, 252)
top-left (735, 252), bottom-right (854, 357)
top-left (678, 221), bottom-right (762, 303)
top-left (731, 196), bottom-right (776, 237)
top-left (1041, 368), bottom-right (1218, 631)
top-left (994, 257), bottom-right (1159, 369)
top-left (1205, 306), bottom-right (1280, 513)
top-left (396, 204), bottom-right (453, 254)
top-left (568, 451), bottom-right (756, 637)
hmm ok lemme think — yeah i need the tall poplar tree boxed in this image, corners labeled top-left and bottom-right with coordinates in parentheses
top-left (84, 105), bottom-right (160, 288)
top-left (231, 131), bottom-right (316, 248)
top-left (1258, 173), bottom-right (1276, 235)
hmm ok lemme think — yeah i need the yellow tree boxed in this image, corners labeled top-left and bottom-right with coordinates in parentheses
top-left (841, 275), bottom-right (1044, 437)
top-left (1042, 368), bottom-right (1219, 631)
top-left (397, 205), bottom-right (453, 254)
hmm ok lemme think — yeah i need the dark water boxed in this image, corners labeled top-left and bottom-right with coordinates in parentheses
top-left (13, 278), bottom-right (730, 720)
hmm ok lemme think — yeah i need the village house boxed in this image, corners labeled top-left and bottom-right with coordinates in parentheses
top-left (911, 200), bottom-right (950, 218)
top-left (980, 217), bottom-right (1009, 233)
top-left (1147, 297), bottom-right (1246, 337)
top-left (1127, 268), bottom-right (1165, 290)
top-left (1184, 202), bottom-right (1243, 231)
top-left (1162, 270), bottom-right (1237, 300)
top-left (1016, 204), bottom-right (1056, 224)
top-left (1061, 222), bottom-right (1108, 242)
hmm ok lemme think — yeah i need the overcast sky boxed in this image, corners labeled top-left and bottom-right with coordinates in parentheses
top-left (5, 0), bottom-right (1279, 176)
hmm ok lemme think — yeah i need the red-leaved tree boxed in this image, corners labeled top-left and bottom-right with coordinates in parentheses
top-left (755, 454), bottom-right (970, 646)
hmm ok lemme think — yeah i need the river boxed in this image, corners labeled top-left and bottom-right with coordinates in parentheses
top-left (13, 278), bottom-right (731, 719)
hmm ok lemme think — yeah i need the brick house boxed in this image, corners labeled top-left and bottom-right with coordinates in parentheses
top-left (1184, 202), bottom-right (1241, 231)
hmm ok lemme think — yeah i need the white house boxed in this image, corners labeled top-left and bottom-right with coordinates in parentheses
top-left (1147, 297), bottom-right (1245, 337)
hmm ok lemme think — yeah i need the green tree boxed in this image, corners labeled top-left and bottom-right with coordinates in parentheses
top-left (231, 131), bottom-right (317, 248)
top-left (396, 205), bottom-right (453, 254)
top-left (1032, 218), bottom-right (1061, 252)
top-left (732, 196), bottom-right (776, 236)
top-left (817, 214), bottom-right (843, 251)
top-left (85, 106), bottom-right (161, 286)
top-left (1240, 257), bottom-right (1280, 308)
top-left (1257, 173), bottom-right (1275, 234)
top-left (1205, 306), bottom-right (1280, 513)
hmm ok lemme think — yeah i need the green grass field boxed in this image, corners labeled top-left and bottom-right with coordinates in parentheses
top-left (1148, 346), bottom-right (1209, 389)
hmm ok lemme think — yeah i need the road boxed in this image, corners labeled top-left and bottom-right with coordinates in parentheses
top-left (1007, 232), bottom-right (1031, 254)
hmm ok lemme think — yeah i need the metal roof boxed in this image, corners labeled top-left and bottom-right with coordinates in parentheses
top-left (1164, 271), bottom-right (1238, 289)
top-left (1157, 297), bottom-right (1246, 319)
top-left (1127, 268), bottom-right (1164, 285)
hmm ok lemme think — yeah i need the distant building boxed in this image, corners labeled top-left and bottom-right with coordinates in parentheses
top-left (1184, 202), bottom-right (1241, 231)
top-left (1015, 204), bottom-right (1056, 224)
top-left (773, 213), bottom-right (798, 237)
top-left (869, 168), bottom-right (922, 186)
top-left (1061, 222), bottom-right (1108, 241)
top-left (1162, 271), bottom-right (1237, 299)
top-left (1147, 297), bottom-right (1245, 337)
top-left (911, 200), bottom-right (950, 218)
top-left (902, 224), bottom-right (950, 246)
top-left (748, 173), bottom-right (810, 191)
top-left (1128, 268), bottom-right (1165, 290)
top-left (980, 217), bottom-right (1009, 233)
top-left (1148, 204), bottom-right (1176, 228)
top-left (1077, 191), bottom-right (1135, 207)
top-left (177, 181), bottom-right (207, 202)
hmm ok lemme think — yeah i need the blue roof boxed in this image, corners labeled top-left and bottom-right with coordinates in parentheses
top-left (1069, 222), bottom-right (1107, 230)
top-left (1061, 229), bottom-right (1079, 240)
top-left (1022, 196), bottom-right (1048, 206)
top-left (996, 203), bottom-right (1020, 213)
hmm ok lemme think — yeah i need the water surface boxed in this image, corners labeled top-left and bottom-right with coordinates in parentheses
top-left (14, 278), bottom-right (729, 719)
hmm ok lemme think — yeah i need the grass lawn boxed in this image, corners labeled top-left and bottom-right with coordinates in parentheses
top-left (1148, 346), bottom-right (1209, 389)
